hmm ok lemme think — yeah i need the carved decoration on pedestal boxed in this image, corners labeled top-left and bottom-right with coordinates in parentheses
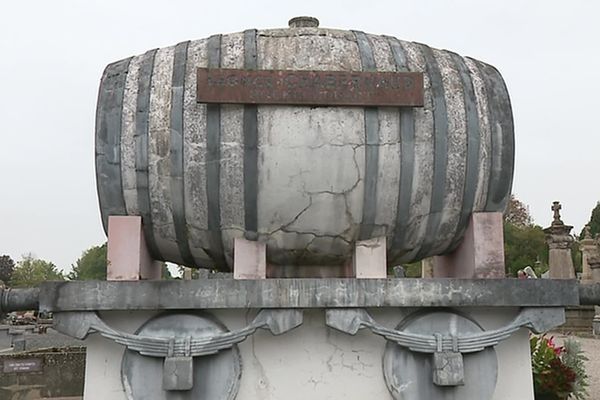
top-left (52, 309), bottom-right (303, 398)
top-left (326, 307), bottom-right (565, 400)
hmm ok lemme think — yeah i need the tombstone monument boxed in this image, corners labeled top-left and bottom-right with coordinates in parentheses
top-left (0, 16), bottom-right (592, 400)
top-left (580, 225), bottom-right (596, 282)
top-left (544, 201), bottom-right (576, 279)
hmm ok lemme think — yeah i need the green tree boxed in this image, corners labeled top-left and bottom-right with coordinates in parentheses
top-left (68, 243), bottom-right (107, 280)
top-left (503, 195), bottom-right (549, 276)
top-left (503, 222), bottom-right (548, 277)
top-left (10, 254), bottom-right (64, 287)
top-left (0, 255), bottom-right (16, 284)
top-left (580, 202), bottom-right (600, 238)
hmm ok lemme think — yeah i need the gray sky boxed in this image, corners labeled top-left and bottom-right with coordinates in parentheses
top-left (1, 0), bottom-right (598, 272)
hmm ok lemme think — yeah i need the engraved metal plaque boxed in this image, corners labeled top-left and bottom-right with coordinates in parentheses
top-left (197, 68), bottom-right (424, 107)
top-left (3, 358), bottom-right (43, 373)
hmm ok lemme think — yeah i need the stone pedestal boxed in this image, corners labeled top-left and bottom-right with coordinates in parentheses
top-left (543, 202), bottom-right (575, 279)
top-left (579, 226), bottom-right (595, 282)
top-left (106, 216), bottom-right (162, 281)
top-left (433, 213), bottom-right (505, 279)
top-left (82, 309), bottom-right (534, 400)
top-left (593, 309), bottom-right (600, 336)
top-left (589, 253), bottom-right (600, 335)
top-left (233, 238), bottom-right (267, 280)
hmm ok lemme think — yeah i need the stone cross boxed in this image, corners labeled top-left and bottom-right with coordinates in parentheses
top-left (544, 201), bottom-right (574, 279)
top-left (551, 201), bottom-right (563, 225)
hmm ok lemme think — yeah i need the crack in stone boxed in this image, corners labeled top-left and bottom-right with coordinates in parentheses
top-left (266, 196), bottom-right (313, 236)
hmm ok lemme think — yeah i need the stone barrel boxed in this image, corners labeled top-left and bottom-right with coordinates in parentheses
top-left (95, 20), bottom-right (514, 271)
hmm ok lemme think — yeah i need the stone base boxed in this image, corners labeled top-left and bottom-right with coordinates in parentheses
top-left (593, 307), bottom-right (600, 336)
top-left (83, 309), bottom-right (533, 400)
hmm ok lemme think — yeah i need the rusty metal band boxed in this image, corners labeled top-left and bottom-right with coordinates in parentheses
top-left (95, 57), bottom-right (131, 233)
top-left (413, 44), bottom-right (448, 260)
top-left (243, 29), bottom-right (259, 236)
top-left (387, 37), bottom-right (416, 260)
top-left (135, 49), bottom-right (163, 260)
top-left (448, 53), bottom-right (481, 252)
top-left (477, 60), bottom-right (514, 212)
top-left (353, 31), bottom-right (379, 241)
top-left (205, 34), bottom-right (228, 270)
top-left (169, 41), bottom-right (196, 267)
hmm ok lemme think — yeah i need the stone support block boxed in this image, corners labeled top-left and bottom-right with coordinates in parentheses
top-left (233, 238), bottom-right (266, 280)
top-left (433, 213), bottom-right (505, 279)
top-left (107, 216), bottom-right (162, 281)
top-left (354, 236), bottom-right (387, 279)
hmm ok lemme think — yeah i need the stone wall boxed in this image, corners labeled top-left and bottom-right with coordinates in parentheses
top-left (555, 306), bottom-right (595, 334)
top-left (0, 347), bottom-right (85, 400)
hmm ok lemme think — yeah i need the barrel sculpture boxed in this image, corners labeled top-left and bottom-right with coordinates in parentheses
top-left (95, 17), bottom-right (514, 271)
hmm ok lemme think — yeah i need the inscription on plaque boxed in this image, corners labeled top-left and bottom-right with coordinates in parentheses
top-left (3, 358), bottom-right (43, 373)
top-left (197, 68), bottom-right (424, 107)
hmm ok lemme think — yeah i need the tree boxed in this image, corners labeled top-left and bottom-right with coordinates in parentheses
top-left (504, 194), bottom-right (533, 228)
top-left (0, 255), bottom-right (15, 284)
top-left (580, 202), bottom-right (600, 239)
top-left (68, 243), bottom-right (107, 280)
top-left (10, 254), bottom-right (64, 287)
top-left (503, 222), bottom-right (548, 277)
top-left (503, 195), bottom-right (549, 276)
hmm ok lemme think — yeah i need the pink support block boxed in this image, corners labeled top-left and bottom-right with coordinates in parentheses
top-left (233, 238), bottom-right (266, 280)
top-left (433, 212), bottom-right (505, 279)
top-left (107, 216), bottom-right (162, 281)
top-left (354, 236), bottom-right (388, 279)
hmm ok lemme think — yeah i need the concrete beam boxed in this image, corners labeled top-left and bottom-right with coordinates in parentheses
top-left (38, 278), bottom-right (579, 312)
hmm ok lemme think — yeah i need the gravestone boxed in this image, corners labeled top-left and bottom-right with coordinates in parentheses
top-left (580, 226), bottom-right (597, 282)
top-left (544, 201), bottom-right (576, 279)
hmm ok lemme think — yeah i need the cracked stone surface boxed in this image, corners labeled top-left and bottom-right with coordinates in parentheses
top-left (100, 24), bottom-right (514, 270)
top-left (82, 309), bottom-right (534, 400)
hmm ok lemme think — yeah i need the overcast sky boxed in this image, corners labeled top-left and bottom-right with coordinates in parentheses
top-left (1, 0), bottom-right (598, 272)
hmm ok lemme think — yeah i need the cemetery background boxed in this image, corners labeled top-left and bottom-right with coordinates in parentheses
top-left (1, 0), bottom-right (599, 275)
top-left (1, 1), bottom-right (599, 399)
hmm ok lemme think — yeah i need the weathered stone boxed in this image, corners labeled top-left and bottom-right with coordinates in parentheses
top-left (433, 351), bottom-right (465, 386)
top-left (106, 216), bottom-right (162, 281)
top-left (37, 279), bottom-right (580, 312)
top-left (354, 236), bottom-right (387, 278)
top-left (382, 310), bottom-right (498, 400)
top-left (543, 201), bottom-right (575, 279)
top-left (433, 212), bottom-right (505, 278)
top-left (96, 22), bottom-right (514, 271)
top-left (233, 238), bottom-right (266, 279)
top-left (80, 309), bottom-right (536, 400)
top-left (163, 356), bottom-right (194, 391)
top-left (579, 226), bottom-right (594, 281)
